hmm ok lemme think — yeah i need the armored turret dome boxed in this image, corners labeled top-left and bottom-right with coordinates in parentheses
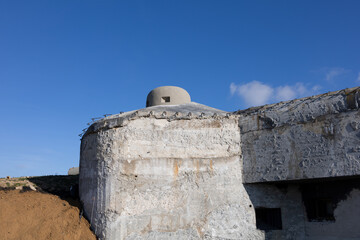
top-left (146, 86), bottom-right (191, 107)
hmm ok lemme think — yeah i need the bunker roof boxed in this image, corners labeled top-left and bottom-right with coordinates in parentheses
top-left (83, 102), bottom-right (228, 138)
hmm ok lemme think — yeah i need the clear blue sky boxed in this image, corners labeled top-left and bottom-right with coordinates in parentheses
top-left (1, 1), bottom-right (359, 177)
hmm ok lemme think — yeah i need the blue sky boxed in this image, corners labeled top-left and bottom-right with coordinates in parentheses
top-left (1, 1), bottom-right (359, 177)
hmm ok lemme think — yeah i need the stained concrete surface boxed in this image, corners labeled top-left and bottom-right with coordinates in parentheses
top-left (79, 87), bottom-right (360, 240)
top-left (80, 114), bottom-right (264, 239)
top-left (238, 87), bottom-right (360, 183)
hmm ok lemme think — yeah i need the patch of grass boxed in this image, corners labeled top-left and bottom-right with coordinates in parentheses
top-left (6, 182), bottom-right (10, 187)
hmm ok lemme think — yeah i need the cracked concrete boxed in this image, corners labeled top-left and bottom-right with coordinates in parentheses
top-left (80, 114), bottom-right (264, 240)
top-left (80, 86), bottom-right (360, 240)
top-left (238, 87), bottom-right (360, 183)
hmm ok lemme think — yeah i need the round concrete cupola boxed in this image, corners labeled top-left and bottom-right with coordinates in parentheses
top-left (146, 86), bottom-right (191, 107)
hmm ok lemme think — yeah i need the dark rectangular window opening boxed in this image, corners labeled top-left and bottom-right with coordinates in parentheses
top-left (255, 208), bottom-right (282, 231)
top-left (305, 198), bottom-right (335, 222)
top-left (161, 96), bottom-right (170, 103)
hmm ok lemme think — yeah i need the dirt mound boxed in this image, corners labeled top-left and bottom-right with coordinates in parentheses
top-left (0, 189), bottom-right (96, 240)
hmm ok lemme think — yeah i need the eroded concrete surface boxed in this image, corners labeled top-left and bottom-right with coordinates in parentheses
top-left (245, 180), bottom-right (360, 240)
top-left (80, 114), bottom-right (264, 239)
top-left (304, 188), bottom-right (360, 240)
top-left (245, 184), bottom-right (306, 240)
top-left (80, 87), bottom-right (360, 240)
top-left (237, 87), bottom-right (360, 183)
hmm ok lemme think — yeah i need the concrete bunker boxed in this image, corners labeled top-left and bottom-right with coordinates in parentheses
top-left (80, 86), bottom-right (360, 240)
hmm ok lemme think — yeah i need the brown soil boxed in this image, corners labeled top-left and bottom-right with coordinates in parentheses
top-left (0, 177), bottom-right (97, 240)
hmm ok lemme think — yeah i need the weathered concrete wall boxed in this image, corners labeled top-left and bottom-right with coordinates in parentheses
top-left (300, 179), bottom-right (360, 240)
top-left (80, 104), bottom-right (264, 239)
top-left (305, 188), bottom-right (360, 240)
top-left (245, 181), bottom-right (360, 240)
top-left (245, 184), bottom-right (306, 240)
top-left (79, 88), bottom-right (360, 240)
top-left (238, 87), bottom-right (360, 183)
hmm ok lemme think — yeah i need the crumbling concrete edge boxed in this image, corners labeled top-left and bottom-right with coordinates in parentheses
top-left (234, 87), bottom-right (360, 133)
top-left (83, 103), bottom-right (233, 138)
